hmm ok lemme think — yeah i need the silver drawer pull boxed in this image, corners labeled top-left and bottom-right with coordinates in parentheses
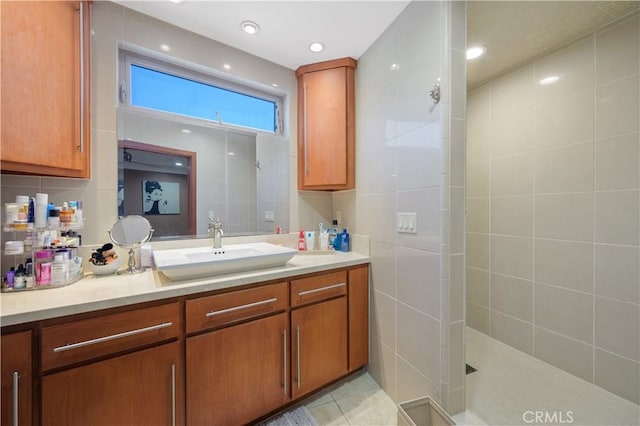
top-left (12, 372), bottom-right (18, 426)
top-left (298, 282), bottom-right (346, 297)
top-left (53, 322), bottom-right (173, 352)
top-left (205, 298), bottom-right (277, 318)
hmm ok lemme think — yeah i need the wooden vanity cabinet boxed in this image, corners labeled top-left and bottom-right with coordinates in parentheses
top-left (1, 0), bottom-right (91, 178)
top-left (290, 272), bottom-right (349, 399)
top-left (185, 282), bottom-right (289, 426)
top-left (296, 58), bottom-right (356, 190)
top-left (1, 331), bottom-right (32, 426)
top-left (40, 302), bottom-right (183, 426)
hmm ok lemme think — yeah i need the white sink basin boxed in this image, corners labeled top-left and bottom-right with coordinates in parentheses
top-left (153, 242), bottom-right (298, 281)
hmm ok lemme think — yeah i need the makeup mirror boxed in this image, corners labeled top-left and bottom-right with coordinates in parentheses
top-left (108, 215), bottom-right (154, 274)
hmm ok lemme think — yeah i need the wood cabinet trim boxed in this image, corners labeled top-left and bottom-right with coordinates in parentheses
top-left (295, 57), bottom-right (357, 78)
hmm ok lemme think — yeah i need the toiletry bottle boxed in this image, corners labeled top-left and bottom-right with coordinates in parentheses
top-left (48, 208), bottom-right (60, 229)
top-left (14, 264), bottom-right (26, 289)
top-left (340, 229), bottom-right (350, 252)
top-left (329, 220), bottom-right (340, 250)
top-left (51, 254), bottom-right (69, 285)
top-left (35, 193), bottom-right (48, 228)
top-left (28, 197), bottom-right (35, 225)
top-left (298, 230), bottom-right (306, 251)
top-left (60, 202), bottom-right (72, 223)
top-left (5, 267), bottom-right (15, 289)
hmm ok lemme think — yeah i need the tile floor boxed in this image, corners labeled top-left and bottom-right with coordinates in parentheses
top-left (300, 327), bottom-right (640, 425)
top-left (466, 327), bottom-right (640, 426)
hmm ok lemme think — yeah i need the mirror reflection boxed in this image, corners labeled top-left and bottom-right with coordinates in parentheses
top-left (117, 108), bottom-right (290, 239)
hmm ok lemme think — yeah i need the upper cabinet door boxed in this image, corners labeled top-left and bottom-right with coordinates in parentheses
top-left (296, 58), bottom-right (356, 190)
top-left (1, 1), bottom-right (91, 178)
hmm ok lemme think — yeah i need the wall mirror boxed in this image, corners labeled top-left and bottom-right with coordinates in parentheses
top-left (117, 108), bottom-right (290, 239)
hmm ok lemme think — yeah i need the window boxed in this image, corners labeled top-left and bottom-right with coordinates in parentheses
top-left (120, 49), bottom-right (282, 133)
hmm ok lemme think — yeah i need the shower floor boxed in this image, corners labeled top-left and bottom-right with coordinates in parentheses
top-left (466, 327), bottom-right (640, 425)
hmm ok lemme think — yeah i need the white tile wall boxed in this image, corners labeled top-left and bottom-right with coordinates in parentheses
top-left (343, 0), bottom-right (466, 415)
top-left (466, 13), bottom-right (640, 404)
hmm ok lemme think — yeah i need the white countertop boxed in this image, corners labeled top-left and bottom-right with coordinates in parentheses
top-left (0, 251), bottom-right (369, 327)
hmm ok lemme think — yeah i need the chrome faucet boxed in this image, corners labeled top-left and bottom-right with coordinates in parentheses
top-left (208, 217), bottom-right (224, 249)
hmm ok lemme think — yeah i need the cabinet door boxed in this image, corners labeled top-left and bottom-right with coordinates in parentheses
top-left (300, 67), bottom-right (347, 188)
top-left (186, 313), bottom-right (289, 425)
top-left (1, 331), bottom-right (32, 426)
top-left (42, 341), bottom-right (182, 426)
top-left (291, 296), bottom-right (348, 399)
top-left (1, 1), bottom-right (90, 178)
top-left (348, 266), bottom-right (369, 371)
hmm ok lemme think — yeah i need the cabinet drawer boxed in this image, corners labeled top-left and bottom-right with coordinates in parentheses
top-left (41, 303), bottom-right (180, 371)
top-left (291, 271), bottom-right (347, 307)
top-left (186, 282), bottom-right (287, 334)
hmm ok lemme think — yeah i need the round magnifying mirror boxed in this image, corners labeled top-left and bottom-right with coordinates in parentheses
top-left (108, 215), bottom-right (154, 274)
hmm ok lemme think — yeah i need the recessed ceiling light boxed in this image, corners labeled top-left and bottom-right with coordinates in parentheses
top-left (390, 63), bottom-right (400, 71)
top-left (309, 42), bottom-right (324, 53)
top-left (539, 75), bottom-right (560, 85)
top-left (228, 152), bottom-right (236, 156)
top-left (466, 46), bottom-right (486, 60)
top-left (271, 83), bottom-right (279, 88)
top-left (175, 162), bottom-right (183, 166)
top-left (181, 129), bottom-right (192, 134)
top-left (160, 44), bottom-right (171, 52)
top-left (223, 64), bottom-right (231, 70)
top-left (169, 0), bottom-right (184, 3)
top-left (241, 21), bottom-right (260, 35)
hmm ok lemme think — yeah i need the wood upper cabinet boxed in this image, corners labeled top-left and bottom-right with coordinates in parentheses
top-left (186, 313), bottom-right (289, 425)
top-left (296, 58), bottom-right (356, 190)
top-left (42, 341), bottom-right (182, 426)
top-left (1, 1), bottom-right (91, 178)
top-left (291, 296), bottom-right (348, 399)
top-left (1, 331), bottom-right (32, 426)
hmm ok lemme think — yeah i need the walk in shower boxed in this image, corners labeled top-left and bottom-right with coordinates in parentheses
top-left (465, 4), bottom-right (640, 424)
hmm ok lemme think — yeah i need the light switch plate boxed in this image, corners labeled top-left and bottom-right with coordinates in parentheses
top-left (264, 210), bottom-right (274, 222)
top-left (397, 212), bottom-right (417, 234)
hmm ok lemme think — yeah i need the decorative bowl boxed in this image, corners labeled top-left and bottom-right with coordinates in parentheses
top-left (88, 256), bottom-right (121, 276)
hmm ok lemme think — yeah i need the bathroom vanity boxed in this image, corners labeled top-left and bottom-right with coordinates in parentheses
top-left (0, 251), bottom-right (369, 426)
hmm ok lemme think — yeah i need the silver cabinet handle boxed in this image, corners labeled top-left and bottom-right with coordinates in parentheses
top-left (205, 298), bottom-right (277, 318)
top-left (171, 363), bottom-right (176, 426)
top-left (303, 81), bottom-right (308, 176)
top-left (53, 322), bottom-right (173, 352)
top-left (298, 282), bottom-right (346, 297)
top-left (282, 329), bottom-right (287, 395)
top-left (296, 325), bottom-right (301, 389)
top-left (12, 372), bottom-right (18, 426)
top-left (78, 1), bottom-right (84, 153)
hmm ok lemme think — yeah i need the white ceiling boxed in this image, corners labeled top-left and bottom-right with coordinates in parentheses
top-left (113, 1), bottom-right (410, 70)
top-left (467, 1), bottom-right (640, 90)
top-left (114, 1), bottom-right (640, 86)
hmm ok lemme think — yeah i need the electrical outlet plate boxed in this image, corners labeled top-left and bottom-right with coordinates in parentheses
top-left (397, 212), bottom-right (417, 234)
top-left (264, 210), bottom-right (274, 222)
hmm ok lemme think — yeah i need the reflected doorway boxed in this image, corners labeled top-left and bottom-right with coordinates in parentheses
top-left (118, 140), bottom-right (196, 237)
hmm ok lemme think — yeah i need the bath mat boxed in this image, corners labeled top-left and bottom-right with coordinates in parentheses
top-left (466, 363), bottom-right (477, 374)
top-left (261, 405), bottom-right (319, 426)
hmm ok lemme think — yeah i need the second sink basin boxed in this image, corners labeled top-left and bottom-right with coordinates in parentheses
top-left (153, 242), bottom-right (298, 281)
